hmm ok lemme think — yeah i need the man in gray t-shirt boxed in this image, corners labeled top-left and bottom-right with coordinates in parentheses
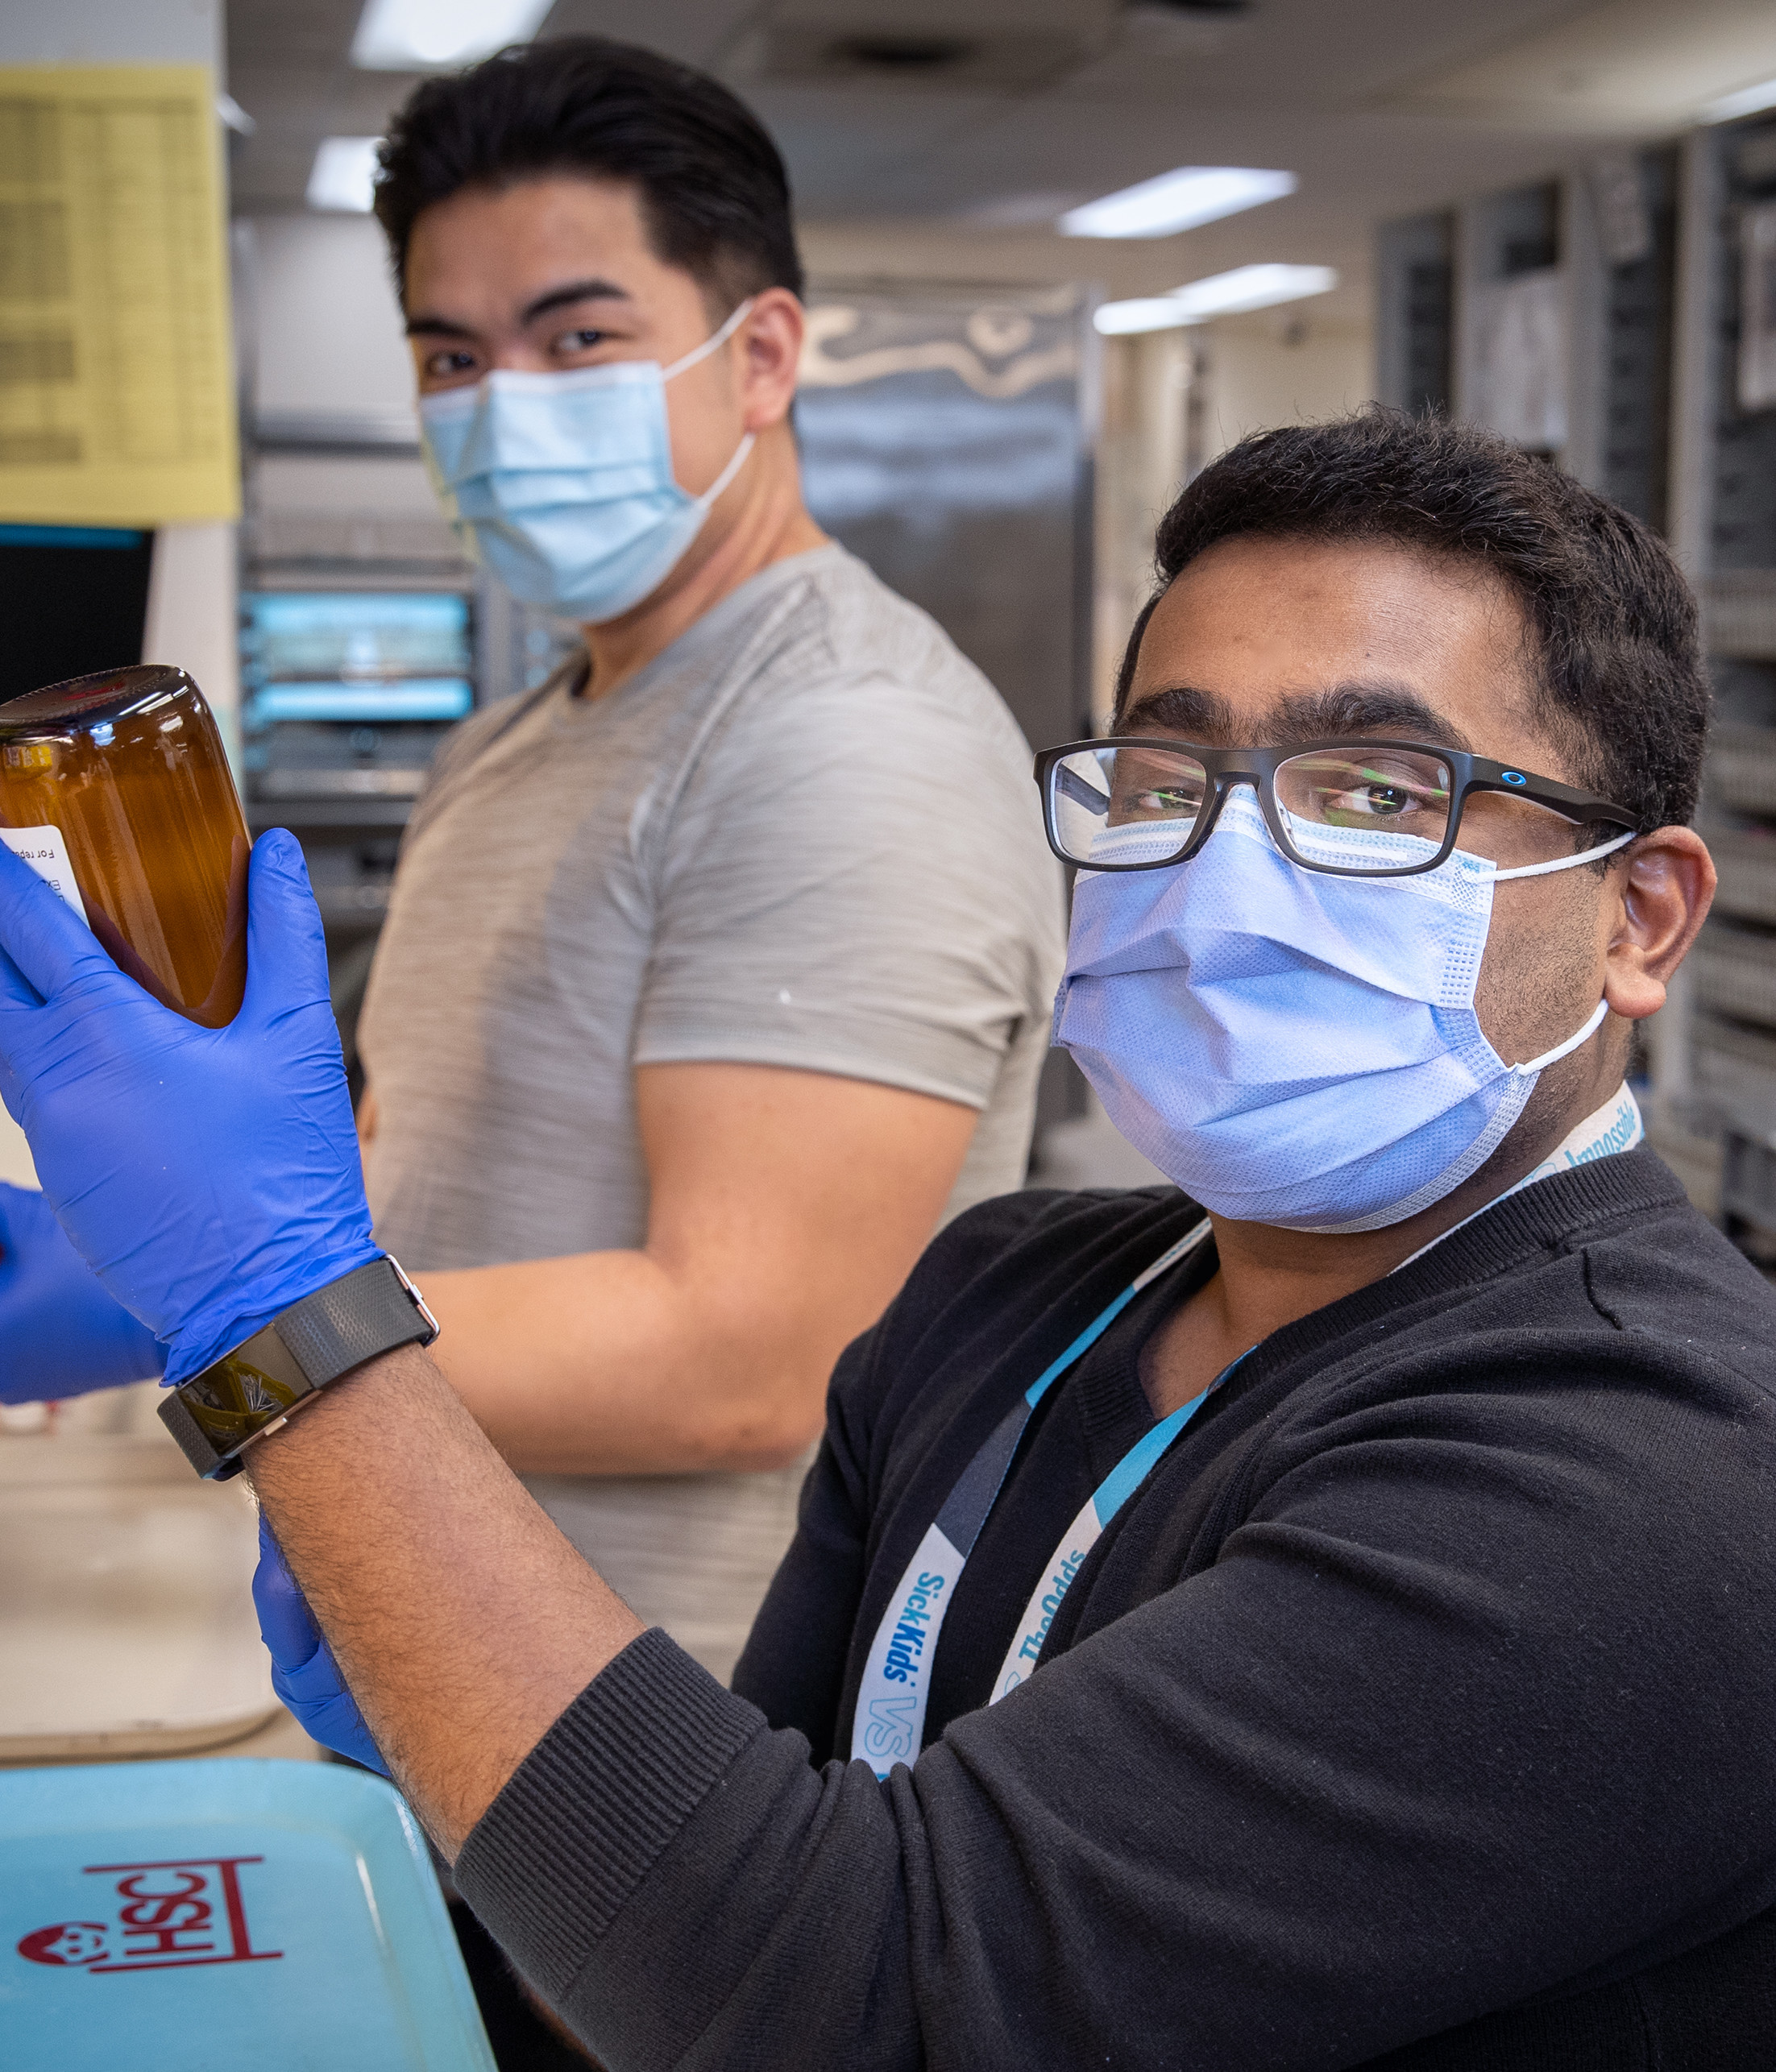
top-left (348, 44), bottom-right (1064, 1679)
top-left (0, 45), bottom-right (1063, 1693)
top-left (361, 543), bottom-right (1059, 1675)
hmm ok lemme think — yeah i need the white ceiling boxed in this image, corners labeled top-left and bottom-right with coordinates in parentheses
top-left (224, 0), bottom-right (1776, 322)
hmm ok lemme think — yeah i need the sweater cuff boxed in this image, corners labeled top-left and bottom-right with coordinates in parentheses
top-left (453, 1627), bottom-right (766, 1999)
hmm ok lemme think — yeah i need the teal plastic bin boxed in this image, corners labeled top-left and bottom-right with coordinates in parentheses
top-left (0, 1758), bottom-right (496, 2070)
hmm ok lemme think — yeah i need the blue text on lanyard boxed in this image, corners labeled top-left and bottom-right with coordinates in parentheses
top-left (851, 1220), bottom-right (1218, 1780)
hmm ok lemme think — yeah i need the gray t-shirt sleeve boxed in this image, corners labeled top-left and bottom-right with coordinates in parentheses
top-left (633, 669), bottom-right (1062, 1110)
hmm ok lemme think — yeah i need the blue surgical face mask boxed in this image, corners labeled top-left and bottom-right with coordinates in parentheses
top-left (1053, 788), bottom-right (1629, 1233)
top-left (418, 300), bottom-right (755, 624)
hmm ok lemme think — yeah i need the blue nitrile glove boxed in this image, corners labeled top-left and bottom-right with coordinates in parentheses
top-left (253, 1516), bottom-right (389, 1775)
top-left (0, 1180), bottom-right (166, 1402)
top-left (0, 829), bottom-right (380, 1386)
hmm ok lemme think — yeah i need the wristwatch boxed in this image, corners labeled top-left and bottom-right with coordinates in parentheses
top-left (157, 1255), bottom-right (439, 1481)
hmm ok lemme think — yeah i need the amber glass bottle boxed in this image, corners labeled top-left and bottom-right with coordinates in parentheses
top-left (0, 665), bottom-right (250, 1027)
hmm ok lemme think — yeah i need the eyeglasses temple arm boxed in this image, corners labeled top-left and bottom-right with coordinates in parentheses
top-left (1051, 761), bottom-right (1111, 818)
top-left (1465, 757), bottom-right (1639, 831)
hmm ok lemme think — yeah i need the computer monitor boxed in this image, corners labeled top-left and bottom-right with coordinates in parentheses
top-left (242, 591), bottom-right (473, 726)
top-left (0, 526), bottom-right (155, 702)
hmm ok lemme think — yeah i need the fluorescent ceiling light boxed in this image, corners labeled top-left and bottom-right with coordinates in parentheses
top-left (1093, 297), bottom-right (1199, 336)
top-left (1060, 167), bottom-right (1295, 240)
top-left (307, 137), bottom-right (384, 213)
top-left (1703, 74), bottom-right (1776, 122)
top-left (1093, 264), bottom-right (1338, 337)
top-left (352, 0), bottom-right (554, 71)
top-left (1169, 263), bottom-right (1337, 320)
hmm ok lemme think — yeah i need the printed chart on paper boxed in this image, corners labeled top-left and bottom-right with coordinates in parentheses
top-left (0, 66), bottom-right (239, 527)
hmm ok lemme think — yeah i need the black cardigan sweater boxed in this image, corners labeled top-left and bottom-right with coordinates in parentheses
top-left (457, 1150), bottom-right (1776, 2070)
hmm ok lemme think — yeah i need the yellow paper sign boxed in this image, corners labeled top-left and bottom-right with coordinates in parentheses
top-left (0, 65), bottom-right (239, 528)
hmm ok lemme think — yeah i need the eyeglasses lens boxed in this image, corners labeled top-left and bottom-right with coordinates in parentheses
top-left (1273, 749), bottom-right (1454, 871)
top-left (1050, 747), bottom-right (1209, 866)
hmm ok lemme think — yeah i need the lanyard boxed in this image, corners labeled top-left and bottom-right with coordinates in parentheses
top-left (851, 1219), bottom-right (1222, 1780)
top-left (1391, 1083), bottom-right (1643, 1274)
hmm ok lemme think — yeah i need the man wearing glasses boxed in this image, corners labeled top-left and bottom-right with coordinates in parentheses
top-left (7, 411), bottom-right (1775, 2068)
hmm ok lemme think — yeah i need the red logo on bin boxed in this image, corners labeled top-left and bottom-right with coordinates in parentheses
top-left (17, 1856), bottom-right (282, 1975)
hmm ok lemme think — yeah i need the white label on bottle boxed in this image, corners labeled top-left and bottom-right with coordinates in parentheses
top-left (1, 825), bottom-right (90, 927)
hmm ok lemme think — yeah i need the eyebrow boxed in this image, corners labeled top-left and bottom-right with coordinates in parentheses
top-left (1118, 685), bottom-right (1235, 737)
top-left (405, 276), bottom-right (633, 338)
top-left (1272, 682), bottom-right (1475, 752)
top-left (1119, 679), bottom-right (1475, 754)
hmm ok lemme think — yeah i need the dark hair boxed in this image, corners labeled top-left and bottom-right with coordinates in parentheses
top-left (1116, 409), bottom-right (1710, 831)
top-left (374, 36), bottom-right (803, 310)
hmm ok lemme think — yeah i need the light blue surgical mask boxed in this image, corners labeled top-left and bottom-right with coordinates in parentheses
top-left (1054, 789), bottom-right (1629, 1233)
top-left (418, 300), bottom-right (755, 624)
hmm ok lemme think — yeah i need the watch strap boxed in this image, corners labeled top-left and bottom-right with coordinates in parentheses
top-left (158, 1255), bottom-right (438, 1481)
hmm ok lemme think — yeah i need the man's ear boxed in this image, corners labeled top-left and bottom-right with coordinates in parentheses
top-left (736, 288), bottom-right (803, 435)
top-left (1603, 827), bottom-right (1716, 1021)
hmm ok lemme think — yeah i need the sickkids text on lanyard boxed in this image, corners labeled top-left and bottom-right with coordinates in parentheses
top-left (851, 1218), bottom-right (1242, 1780)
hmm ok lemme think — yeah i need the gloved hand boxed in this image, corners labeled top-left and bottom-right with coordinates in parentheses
top-left (0, 1181), bottom-right (165, 1403)
top-left (253, 1516), bottom-right (389, 1775)
top-left (0, 830), bottom-right (380, 1385)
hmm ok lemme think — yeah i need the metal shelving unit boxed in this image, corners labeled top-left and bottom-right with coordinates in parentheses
top-left (1593, 149), bottom-right (1679, 532)
top-left (1374, 211), bottom-right (1454, 420)
top-left (1393, 151), bottom-right (1674, 524)
top-left (1378, 150), bottom-right (1677, 520)
top-left (1665, 114), bottom-right (1776, 1241)
top-left (1374, 148), bottom-right (1776, 1225)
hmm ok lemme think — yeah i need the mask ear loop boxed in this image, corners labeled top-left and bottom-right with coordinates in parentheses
top-left (688, 429), bottom-right (756, 512)
top-left (661, 299), bottom-right (760, 510)
top-left (662, 297), bottom-right (757, 382)
top-left (1492, 830), bottom-right (1633, 1071)
top-left (1492, 828), bottom-right (1635, 881)
top-left (1514, 994), bottom-right (1611, 1075)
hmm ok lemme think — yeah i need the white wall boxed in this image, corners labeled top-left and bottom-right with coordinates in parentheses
top-left (246, 214), bottom-right (450, 573)
top-left (253, 215), bottom-right (415, 418)
top-left (142, 522), bottom-right (244, 758)
top-left (1092, 309), bottom-right (1375, 726)
top-left (1095, 329), bottom-right (1191, 725)
top-left (0, 0), bottom-right (221, 66)
top-left (1197, 312), bottom-right (1376, 465)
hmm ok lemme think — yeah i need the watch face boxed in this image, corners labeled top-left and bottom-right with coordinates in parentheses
top-left (169, 1258), bottom-right (430, 1473)
top-left (179, 1336), bottom-right (309, 1451)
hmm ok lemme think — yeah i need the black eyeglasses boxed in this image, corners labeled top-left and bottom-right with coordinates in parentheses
top-left (1033, 737), bottom-right (1641, 880)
